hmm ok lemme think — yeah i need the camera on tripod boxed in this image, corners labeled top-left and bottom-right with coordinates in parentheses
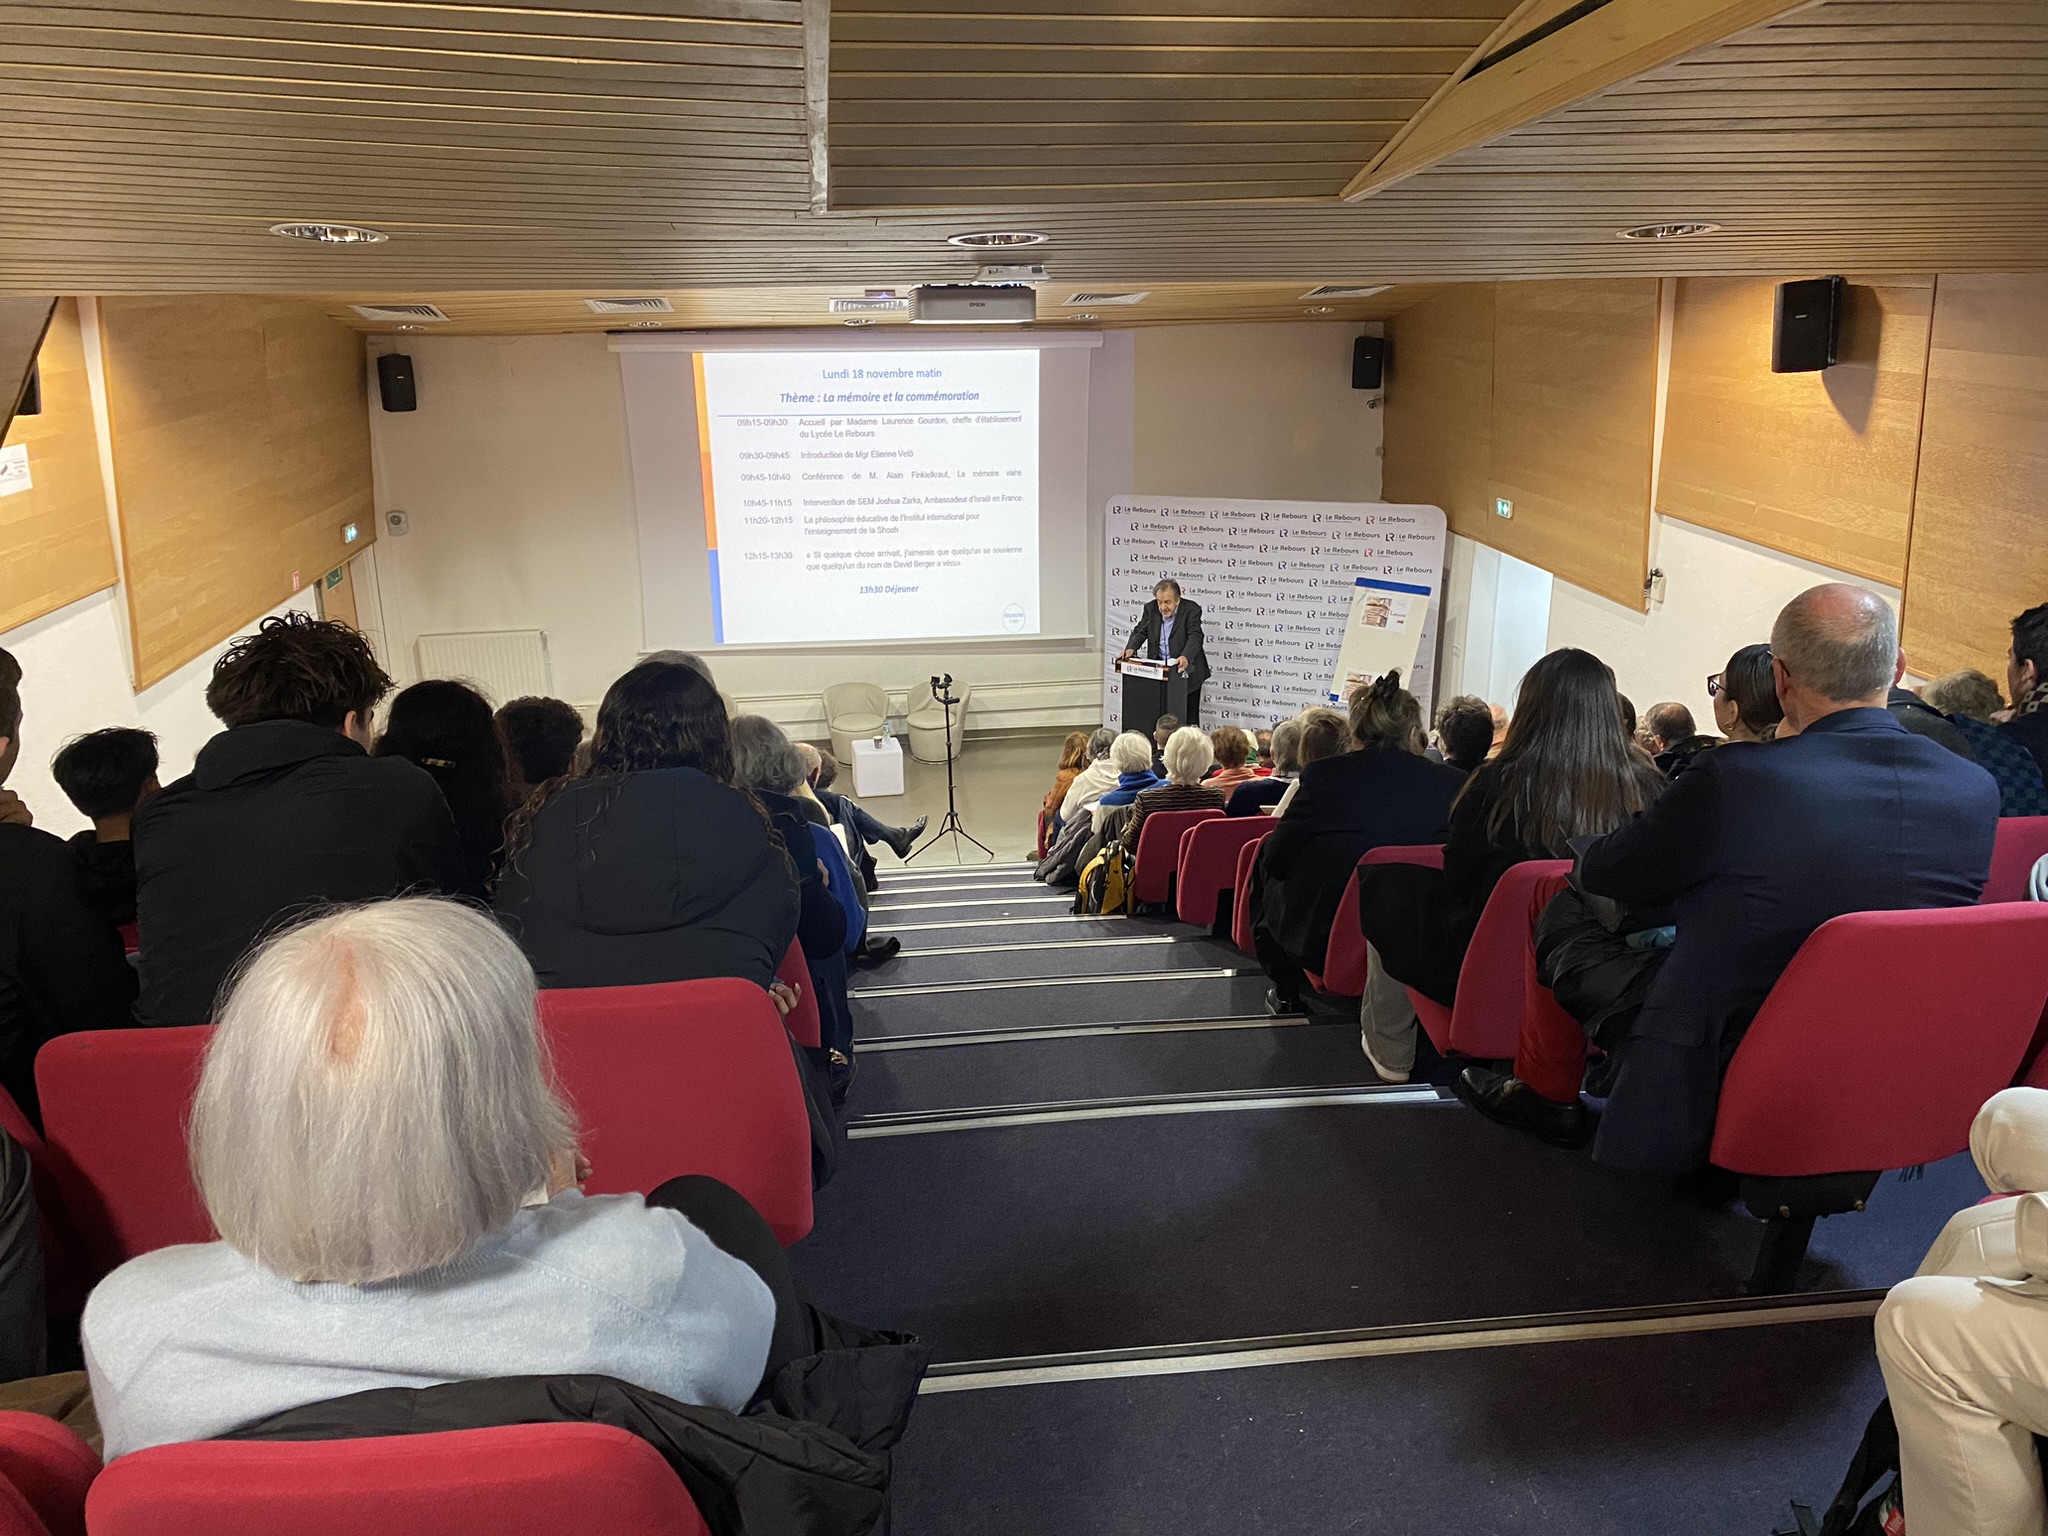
top-left (930, 673), bottom-right (958, 705)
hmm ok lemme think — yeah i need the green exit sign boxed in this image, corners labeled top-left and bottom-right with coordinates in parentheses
top-left (1494, 497), bottom-right (1513, 520)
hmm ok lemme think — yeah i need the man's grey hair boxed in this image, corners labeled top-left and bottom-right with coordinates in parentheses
top-left (191, 898), bottom-right (574, 1285)
top-left (1109, 731), bottom-right (1154, 774)
top-left (1161, 724), bottom-right (1215, 785)
top-left (1269, 717), bottom-right (1304, 776)
top-left (728, 713), bottom-right (808, 793)
top-left (1086, 726), bottom-right (1116, 760)
top-left (1770, 584), bottom-right (1899, 703)
top-left (1153, 579), bottom-right (1182, 598)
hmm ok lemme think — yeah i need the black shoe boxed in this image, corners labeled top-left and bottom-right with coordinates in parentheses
top-left (888, 817), bottom-right (927, 858)
top-left (1452, 1066), bottom-right (1593, 1149)
top-left (851, 934), bottom-right (902, 968)
top-left (1265, 987), bottom-right (1302, 1018)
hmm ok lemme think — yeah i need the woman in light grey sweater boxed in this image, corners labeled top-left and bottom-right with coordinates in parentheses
top-left (83, 898), bottom-right (786, 1460)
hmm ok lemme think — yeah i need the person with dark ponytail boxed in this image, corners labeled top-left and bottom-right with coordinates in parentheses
top-left (1355, 649), bottom-right (1666, 1082)
top-left (493, 660), bottom-right (798, 992)
top-left (373, 680), bottom-right (515, 900)
top-left (1249, 672), bottom-right (1463, 1016)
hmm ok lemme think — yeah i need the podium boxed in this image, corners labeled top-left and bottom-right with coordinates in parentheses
top-left (1118, 657), bottom-right (1189, 735)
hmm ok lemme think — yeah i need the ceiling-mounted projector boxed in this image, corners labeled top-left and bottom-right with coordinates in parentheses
top-left (911, 284), bottom-right (1036, 324)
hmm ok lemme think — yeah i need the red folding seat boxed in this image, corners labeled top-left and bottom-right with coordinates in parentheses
top-left (1175, 818), bottom-right (1274, 931)
top-left (1128, 807), bottom-right (1224, 907)
top-left (776, 938), bottom-right (822, 1049)
top-left (1712, 904), bottom-right (2048, 1291)
top-left (1309, 844), bottom-right (1445, 997)
top-left (540, 979), bottom-right (814, 1244)
top-left (0, 1411), bottom-right (96, 1536)
top-left (1403, 860), bottom-right (1573, 1059)
top-left (1985, 815), bottom-right (2048, 903)
top-left (1229, 831), bottom-right (1272, 953)
top-left (87, 1422), bottom-right (709, 1536)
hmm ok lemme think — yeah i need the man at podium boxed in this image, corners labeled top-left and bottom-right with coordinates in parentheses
top-left (1118, 579), bottom-right (1210, 726)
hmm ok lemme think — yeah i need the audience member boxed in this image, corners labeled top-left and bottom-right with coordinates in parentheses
top-left (1228, 718), bottom-right (1303, 815)
top-left (133, 615), bottom-right (465, 1029)
top-left (51, 726), bottom-right (159, 926)
top-left (1206, 727), bottom-right (1256, 791)
top-left (1042, 731), bottom-right (1091, 828)
top-left (83, 899), bottom-right (790, 1459)
top-left (1254, 728), bottom-right (1275, 769)
top-left (1121, 726), bottom-right (1226, 858)
top-left (494, 660), bottom-right (797, 992)
top-left (1272, 708), bottom-right (1352, 817)
top-left (1924, 681), bottom-right (2048, 818)
top-left (1709, 642), bottom-right (1784, 744)
top-left (495, 695), bottom-right (584, 800)
top-left (1094, 732), bottom-right (1161, 822)
top-left (1432, 696), bottom-right (1495, 776)
top-left (374, 679), bottom-right (515, 900)
top-left (1057, 728), bottom-right (1119, 826)
top-left (1643, 701), bottom-right (1718, 778)
top-left (1487, 702), bottom-right (1509, 759)
top-left (1150, 714), bottom-right (1179, 772)
top-left (1252, 674), bottom-right (1462, 1015)
top-left (1890, 676), bottom-right (1978, 762)
top-left (803, 741), bottom-right (924, 862)
top-left (1926, 668), bottom-right (2005, 724)
top-left (0, 652), bottom-right (136, 1128)
top-left (1459, 586), bottom-right (2000, 1167)
top-left (2001, 601), bottom-right (2048, 782)
top-left (1617, 694), bottom-right (1637, 741)
top-left (1357, 649), bottom-right (1664, 1084)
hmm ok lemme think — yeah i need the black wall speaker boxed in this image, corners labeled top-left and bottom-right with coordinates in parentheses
top-left (14, 363), bottom-right (39, 417)
top-left (376, 352), bottom-right (417, 412)
top-left (1772, 277), bottom-right (1844, 374)
top-left (1352, 335), bottom-right (1385, 391)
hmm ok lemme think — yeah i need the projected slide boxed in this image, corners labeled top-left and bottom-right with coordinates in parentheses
top-left (694, 349), bottom-right (1041, 644)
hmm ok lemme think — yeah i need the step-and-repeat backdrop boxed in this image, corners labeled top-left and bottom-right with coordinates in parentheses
top-left (1102, 495), bottom-right (1449, 731)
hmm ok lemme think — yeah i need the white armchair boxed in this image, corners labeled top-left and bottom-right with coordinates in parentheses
top-left (822, 682), bottom-right (890, 762)
top-left (905, 680), bottom-right (969, 763)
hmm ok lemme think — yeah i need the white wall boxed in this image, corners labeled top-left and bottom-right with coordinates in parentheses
top-left (1, 586), bottom-right (320, 837)
top-left (364, 321), bottom-right (1384, 739)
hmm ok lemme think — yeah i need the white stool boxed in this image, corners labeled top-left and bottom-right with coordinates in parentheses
top-left (851, 736), bottom-right (905, 797)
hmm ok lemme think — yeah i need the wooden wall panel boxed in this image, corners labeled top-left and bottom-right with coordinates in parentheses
top-left (1486, 279), bottom-right (1657, 611)
top-left (1901, 275), bottom-right (2048, 681)
top-left (1383, 284), bottom-right (1495, 529)
top-left (0, 299), bottom-right (118, 634)
top-left (1659, 276), bottom-right (1932, 584)
top-left (101, 297), bottom-right (375, 687)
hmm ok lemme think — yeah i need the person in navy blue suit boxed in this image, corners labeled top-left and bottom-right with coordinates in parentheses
top-left (1459, 584), bottom-right (2002, 1172)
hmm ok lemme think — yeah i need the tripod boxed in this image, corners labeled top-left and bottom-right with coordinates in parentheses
top-left (907, 673), bottom-right (992, 863)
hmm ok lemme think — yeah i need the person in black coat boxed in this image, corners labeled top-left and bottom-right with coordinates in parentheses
top-left (51, 726), bottom-right (160, 928)
top-left (1117, 579), bottom-right (1210, 725)
top-left (133, 615), bottom-right (466, 1029)
top-left (1251, 675), bottom-right (1463, 1014)
top-left (494, 663), bottom-right (799, 993)
top-left (2002, 601), bottom-right (2048, 782)
top-left (0, 660), bottom-right (138, 1127)
top-left (1461, 586), bottom-right (2003, 1170)
top-left (374, 680), bottom-right (517, 901)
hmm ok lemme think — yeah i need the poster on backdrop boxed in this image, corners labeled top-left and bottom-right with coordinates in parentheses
top-left (1102, 495), bottom-right (1447, 731)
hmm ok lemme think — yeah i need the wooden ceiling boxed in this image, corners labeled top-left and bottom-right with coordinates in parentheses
top-left (0, 0), bottom-right (2044, 328)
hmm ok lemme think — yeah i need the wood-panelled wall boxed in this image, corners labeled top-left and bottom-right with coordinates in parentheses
top-left (1385, 279), bottom-right (1656, 611)
top-left (100, 297), bottom-right (374, 688)
top-left (1659, 276), bottom-right (1933, 585)
top-left (1901, 275), bottom-right (2048, 680)
top-left (0, 299), bottom-right (119, 634)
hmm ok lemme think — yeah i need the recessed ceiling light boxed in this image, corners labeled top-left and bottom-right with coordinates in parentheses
top-left (946, 231), bottom-right (1050, 249)
top-left (1068, 313), bottom-right (1100, 321)
top-left (1305, 306), bottom-right (1336, 315)
top-left (270, 222), bottom-right (388, 244)
top-left (626, 321), bottom-right (665, 329)
top-left (843, 318), bottom-right (876, 326)
top-left (1616, 222), bottom-right (1722, 242)
top-left (394, 324), bottom-right (423, 331)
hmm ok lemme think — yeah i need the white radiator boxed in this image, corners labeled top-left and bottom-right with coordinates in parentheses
top-left (413, 629), bottom-right (551, 705)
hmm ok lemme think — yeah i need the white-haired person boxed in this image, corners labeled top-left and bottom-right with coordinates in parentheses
top-left (1119, 725), bottom-right (1228, 856)
top-left (82, 898), bottom-right (803, 1460)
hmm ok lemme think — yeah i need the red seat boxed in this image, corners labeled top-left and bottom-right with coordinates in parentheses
top-left (1176, 818), bottom-right (1274, 931)
top-left (1229, 831), bottom-right (1272, 953)
top-left (1712, 903), bottom-right (2048, 1290)
top-left (1312, 844), bottom-right (1445, 997)
top-left (540, 979), bottom-right (814, 1245)
top-left (0, 1412), bottom-right (95, 1536)
top-left (775, 939), bottom-right (821, 1050)
top-left (87, 1422), bottom-right (709, 1536)
top-left (1986, 816), bottom-right (2048, 903)
top-left (1402, 860), bottom-right (1572, 1059)
top-left (1129, 808), bottom-right (1224, 906)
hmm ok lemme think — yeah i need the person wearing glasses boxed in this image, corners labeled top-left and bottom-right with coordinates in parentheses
top-left (1708, 643), bottom-right (1784, 745)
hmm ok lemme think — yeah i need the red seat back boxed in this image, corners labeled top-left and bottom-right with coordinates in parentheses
top-left (0, 1412), bottom-right (95, 1536)
top-left (540, 979), bottom-right (813, 1245)
top-left (36, 1029), bottom-right (214, 1280)
top-left (1230, 831), bottom-right (1272, 953)
top-left (1319, 844), bottom-right (1446, 997)
top-left (1130, 808), bottom-right (1224, 904)
top-left (86, 1423), bottom-right (708, 1536)
top-left (775, 940), bottom-right (821, 1050)
top-left (1175, 818), bottom-right (1273, 929)
top-left (1446, 860), bottom-right (1574, 1058)
top-left (1712, 905), bottom-right (2048, 1177)
top-left (1986, 816), bottom-right (2048, 903)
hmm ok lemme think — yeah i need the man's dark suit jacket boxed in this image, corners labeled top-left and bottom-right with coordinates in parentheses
top-left (1578, 707), bottom-right (2000, 1172)
top-left (1126, 599), bottom-right (1210, 691)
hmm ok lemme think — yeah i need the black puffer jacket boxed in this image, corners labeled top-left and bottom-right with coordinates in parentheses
top-left (494, 769), bottom-right (799, 991)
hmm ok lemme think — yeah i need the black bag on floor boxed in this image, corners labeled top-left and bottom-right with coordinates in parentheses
top-left (1777, 1397), bottom-right (1901, 1536)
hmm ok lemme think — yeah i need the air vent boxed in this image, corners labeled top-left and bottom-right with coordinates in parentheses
top-left (1301, 284), bottom-right (1391, 301)
top-left (584, 297), bottom-right (674, 314)
top-left (1063, 291), bottom-right (1149, 307)
top-left (349, 303), bottom-right (450, 323)
top-left (828, 295), bottom-right (911, 314)
top-left (1616, 222), bottom-right (1722, 242)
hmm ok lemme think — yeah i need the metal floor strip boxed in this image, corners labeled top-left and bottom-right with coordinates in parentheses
top-left (852, 966), bottom-right (1248, 998)
top-left (895, 935), bottom-right (1187, 959)
top-left (868, 896), bottom-right (1078, 914)
top-left (855, 1015), bottom-right (1329, 1052)
top-left (876, 914), bottom-right (1119, 934)
top-left (848, 1085), bottom-right (1443, 1137)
